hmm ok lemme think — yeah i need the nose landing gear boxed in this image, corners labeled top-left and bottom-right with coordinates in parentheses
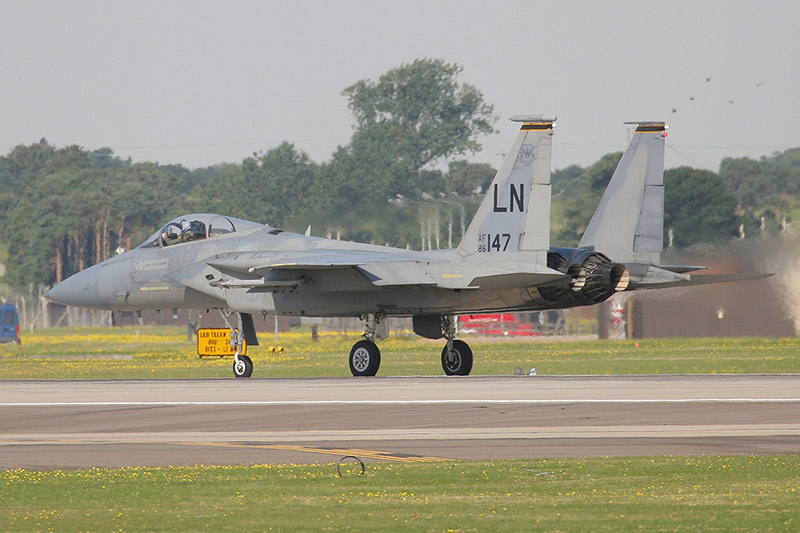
top-left (233, 354), bottom-right (253, 378)
top-left (220, 309), bottom-right (253, 378)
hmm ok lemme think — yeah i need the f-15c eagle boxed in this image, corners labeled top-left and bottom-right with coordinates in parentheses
top-left (47, 115), bottom-right (767, 377)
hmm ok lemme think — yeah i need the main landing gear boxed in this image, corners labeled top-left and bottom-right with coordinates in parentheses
top-left (349, 313), bottom-right (382, 377)
top-left (440, 316), bottom-right (473, 376)
top-left (347, 314), bottom-right (474, 377)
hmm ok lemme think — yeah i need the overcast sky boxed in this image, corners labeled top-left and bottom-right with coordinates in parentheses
top-left (2, 1), bottom-right (798, 172)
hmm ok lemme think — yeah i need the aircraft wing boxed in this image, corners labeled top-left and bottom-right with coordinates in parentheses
top-left (204, 252), bottom-right (438, 287)
top-left (167, 250), bottom-right (568, 296)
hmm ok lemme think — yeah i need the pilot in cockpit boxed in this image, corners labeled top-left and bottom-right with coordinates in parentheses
top-left (181, 219), bottom-right (207, 241)
top-left (161, 219), bottom-right (207, 246)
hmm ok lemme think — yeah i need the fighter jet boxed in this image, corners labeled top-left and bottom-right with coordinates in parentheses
top-left (47, 115), bottom-right (767, 377)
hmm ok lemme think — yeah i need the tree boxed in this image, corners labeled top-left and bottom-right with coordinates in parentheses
top-left (343, 58), bottom-right (496, 168)
top-left (185, 163), bottom-right (244, 215)
top-left (720, 152), bottom-right (800, 236)
top-left (106, 163), bottom-right (187, 250)
top-left (664, 167), bottom-right (739, 247)
top-left (317, 58), bottom-right (497, 209)
top-left (0, 140), bottom-right (57, 230)
top-left (237, 142), bottom-right (318, 226)
top-left (551, 153), bottom-right (622, 246)
top-left (6, 196), bottom-right (59, 286)
top-left (88, 147), bottom-right (131, 169)
top-left (444, 160), bottom-right (495, 196)
top-left (1, 141), bottom-right (191, 287)
top-left (551, 164), bottom-right (584, 195)
top-left (317, 130), bottom-right (411, 210)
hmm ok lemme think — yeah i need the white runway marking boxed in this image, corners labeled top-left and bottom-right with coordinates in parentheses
top-left (2, 398), bottom-right (799, 407)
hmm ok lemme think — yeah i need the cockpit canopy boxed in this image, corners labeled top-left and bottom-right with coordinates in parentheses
top-left (138, 214), bottom-right (264, 248)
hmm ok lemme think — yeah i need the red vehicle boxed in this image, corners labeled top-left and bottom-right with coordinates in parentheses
top-left (458, 313), bottom-right (538, 337)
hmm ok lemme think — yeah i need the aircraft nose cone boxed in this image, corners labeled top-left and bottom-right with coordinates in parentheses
top-left (45, 283), bottom-right (74, 306)
top-left (46, 266), bottom-right (107, 309)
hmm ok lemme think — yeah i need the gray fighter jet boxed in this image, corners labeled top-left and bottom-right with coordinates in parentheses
top-left (47, 116), bottom-right (766, 377)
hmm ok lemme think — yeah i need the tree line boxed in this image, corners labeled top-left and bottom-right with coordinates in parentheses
top-left (1, 58), bottom-right (797, 289)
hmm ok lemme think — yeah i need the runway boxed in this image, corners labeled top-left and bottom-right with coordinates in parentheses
top-left (1, 375), bottom-right (799, 469)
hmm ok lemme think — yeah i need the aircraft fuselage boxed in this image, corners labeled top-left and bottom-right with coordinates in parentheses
top-left (54, 226), bottom-right (557, 317)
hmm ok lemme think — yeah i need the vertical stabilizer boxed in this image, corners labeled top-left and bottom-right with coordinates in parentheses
top-left (455, 115), bottom-right (556, 265)
top-left (578, 122), bottom-right (667, 265)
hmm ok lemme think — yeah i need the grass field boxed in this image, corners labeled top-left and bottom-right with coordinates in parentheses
top-left (1, 456), bottom-right (798, 531)
top-left (1, 326), bottom-right (799, 379)
top-left (2, 328), bottom-right (799, 530)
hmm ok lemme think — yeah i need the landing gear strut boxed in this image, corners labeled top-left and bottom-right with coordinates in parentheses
top-left (220, 309), bottom-right (253, 378)
top-left (348, 313), bottom-right (382, 376)
top-left (441, 316), bottom-right (473, 376)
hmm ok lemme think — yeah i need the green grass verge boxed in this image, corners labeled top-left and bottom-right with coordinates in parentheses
top-left (1, 326), bottom-right (799, 379)
top-left (1, 457), bottom-right (798, 531)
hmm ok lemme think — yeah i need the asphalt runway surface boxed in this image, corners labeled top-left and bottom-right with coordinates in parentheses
top-left (1, 375), bottom-right (799, 469)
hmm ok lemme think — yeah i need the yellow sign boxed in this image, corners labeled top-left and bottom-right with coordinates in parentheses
top-left (197, 328), bottom-right (247, 357)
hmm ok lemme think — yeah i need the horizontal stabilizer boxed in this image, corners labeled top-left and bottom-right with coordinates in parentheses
top-left (630, 271), bottom-right (772, 290)
top-left (659, 264), bottom-right (711, 274)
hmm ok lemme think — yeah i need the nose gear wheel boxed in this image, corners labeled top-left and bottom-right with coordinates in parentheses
top-left (233, 354), bottom-right (253, 378)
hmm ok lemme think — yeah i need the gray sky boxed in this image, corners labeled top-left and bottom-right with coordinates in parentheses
top-left (2, 0), bottom-right (798, 172)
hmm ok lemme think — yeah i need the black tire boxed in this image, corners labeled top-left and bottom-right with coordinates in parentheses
top-left (233, 354), bottom-right (253, 378)
top-left (349, 340), bottom-right (381, 376)
top-left (441, 339), bottom-right (473, 376)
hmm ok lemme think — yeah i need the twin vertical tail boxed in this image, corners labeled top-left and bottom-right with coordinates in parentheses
top-left (579, 121), bottom-right (667, 265)
top-left (454, 115), bottom-right (556, 266)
